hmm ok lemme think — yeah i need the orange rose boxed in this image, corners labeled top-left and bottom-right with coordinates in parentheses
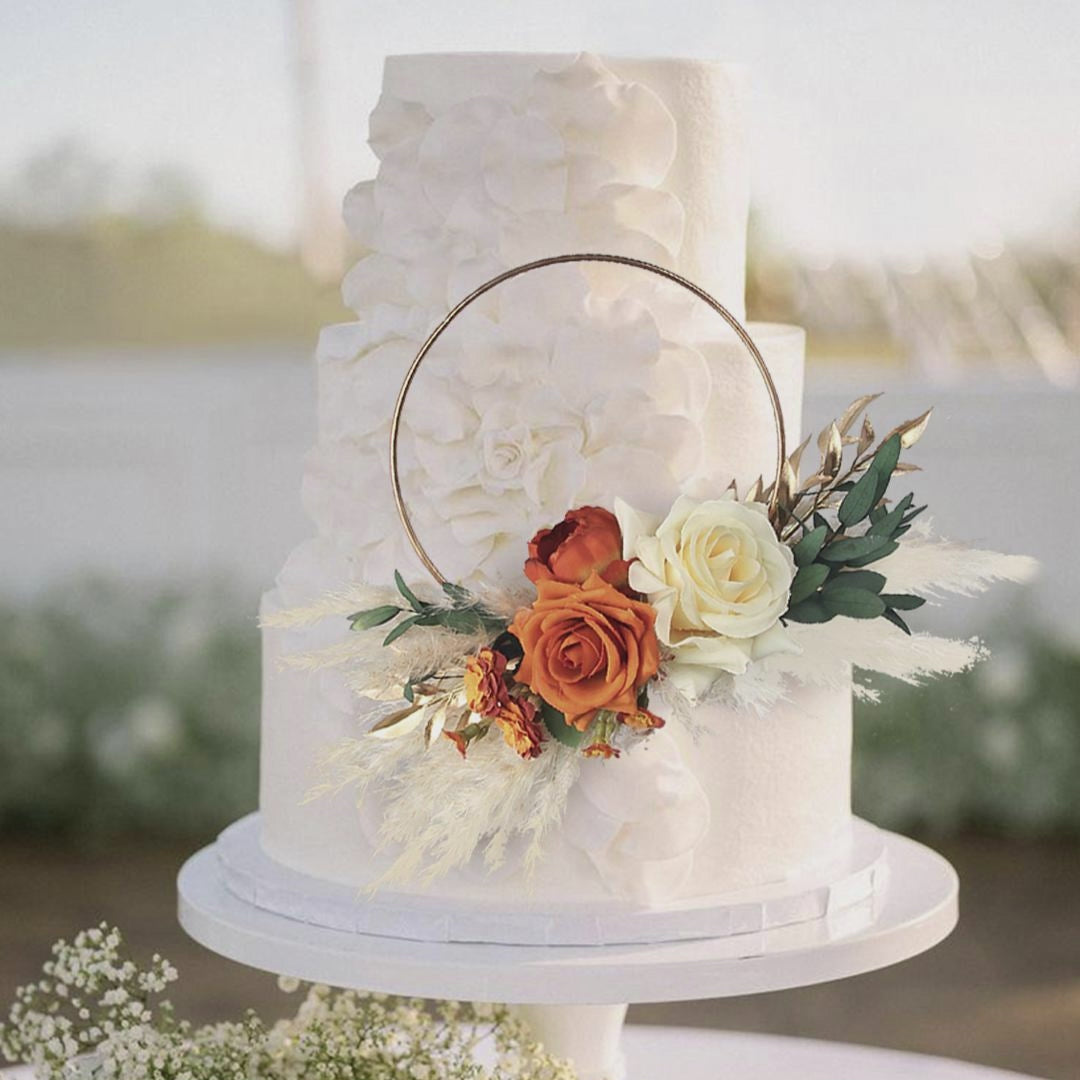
top-left (494, 696), bottom-right (545, 759)
top-left (525, 506), bottom-right (631, 591)
top-left (511, 572), bottom-right (660, 730)
top-left (463, 647), bottom-right (508, 717)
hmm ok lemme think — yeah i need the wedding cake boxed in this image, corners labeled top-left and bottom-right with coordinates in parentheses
top-left (245, 52), bottom-right (1029, 945)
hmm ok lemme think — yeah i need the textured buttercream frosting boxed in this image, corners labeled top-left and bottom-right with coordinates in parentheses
top-left (259, 53), bottom-right (853, 910)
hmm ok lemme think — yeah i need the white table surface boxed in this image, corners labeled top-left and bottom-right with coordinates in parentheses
top-left (0, 1026), bottom-right (1045, 1079)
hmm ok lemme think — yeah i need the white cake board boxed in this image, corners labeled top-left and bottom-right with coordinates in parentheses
top-left (178, 828), bottom-right (956, 1004)
top-left (179, 829), bottom-right (957, 1079)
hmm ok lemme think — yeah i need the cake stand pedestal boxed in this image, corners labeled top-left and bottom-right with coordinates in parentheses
top-left (178, 828), bottom-right (957, 1079)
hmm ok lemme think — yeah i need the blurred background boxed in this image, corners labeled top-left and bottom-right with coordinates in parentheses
top-left (1, 1), bottom-right (1078, 1077)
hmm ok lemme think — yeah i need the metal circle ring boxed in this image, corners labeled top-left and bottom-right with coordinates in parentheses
top-left (389, 252), bottom-right (788, 586)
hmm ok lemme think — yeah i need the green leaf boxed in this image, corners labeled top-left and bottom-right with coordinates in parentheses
top-left (819, 534), bottom-right (894, 564)
top-left (382, 611), bottom-right (437, 646)
top-left (866, 493), bottom-right (914, 538)
top-left (821, 587), bottom-right (887, 619)
top-left (902, 504), bottom-right (928, 525)
top-left (812, 511), bottom-right (830, 533)
top-left (845, 539), bottom-right (900, 568)
top-left (540, 702), bottom-right (588, 748)
top-left (440, 581), bottom-right (473, 605)
top-left (838, 466), bottom-right (880, 528)
top-left (403, 682), bottom-right (415, 703)
top-left (394, 570), bottom-right (427, 613)
top-left (792, 525), bottom-right (828, 567)
top-left (869, 504), bottom-right (888, 525)
top-left (880, 593), bottom-right (926, 611)
top-left (436, 608), bottom-right (486, 634)
top-left (789, 563), bottom-right (830, 606)
top-left (823, 569), bottom-right (886, 594)
top-left (348, 605), bottom-right (401, 631)
top-left (882, 608), bottom-right (912, 635)
top-left (871, 434), bottom-right (902, 502)
top-left (784, 598), bottom-right (834, 624)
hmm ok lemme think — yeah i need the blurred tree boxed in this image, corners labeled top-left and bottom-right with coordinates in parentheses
top-left (3, 139), bottom-right (112, 228)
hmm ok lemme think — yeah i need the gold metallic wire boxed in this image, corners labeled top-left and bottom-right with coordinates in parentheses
top-left (389, 253), bottom-right (787, 585)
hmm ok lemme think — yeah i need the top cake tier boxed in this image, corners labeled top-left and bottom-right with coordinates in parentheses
top-left (304, 53), bottom-right (803, 589)
top-left (375, 52), bottom-right (749, 314)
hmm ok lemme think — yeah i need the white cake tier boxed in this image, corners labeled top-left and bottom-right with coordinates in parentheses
top-left (259, 587), bottom-right (853, 906)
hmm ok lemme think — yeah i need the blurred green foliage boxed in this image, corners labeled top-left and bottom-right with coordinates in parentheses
top-left (1, 579), bottom-right (1078, 841)
top-left (0, 219), bottom-right (348, 349)
top-left (0, 580), bottom-right (260, 838)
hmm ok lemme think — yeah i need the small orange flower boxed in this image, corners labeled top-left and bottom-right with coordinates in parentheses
top-left (494, 695), bottom-right (545, 760)
top-left (511, 573), bottom-right (660, 731)
top-left (583, 741), bottom-right (620, 759)
top-left (525, 506), bottom-right (631, 591)
top-left (463, 647), bottom-right (508, 717)
top-left (620, 707), bottom-right (666, 732)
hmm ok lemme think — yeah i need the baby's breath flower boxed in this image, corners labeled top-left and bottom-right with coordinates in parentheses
top-left (1, 925), bottom-right (577, 1080)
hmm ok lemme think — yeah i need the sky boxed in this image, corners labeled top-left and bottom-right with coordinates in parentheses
top-left (3, 0), bottom-right (1080, 262)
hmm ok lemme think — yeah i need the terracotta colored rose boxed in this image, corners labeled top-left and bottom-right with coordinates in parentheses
top-left (511, 572), bottom-right (660, 730)
top-left (525, 506), bottom-right (631, 591)
top-left (463, 647), bottom-right (508, 717)
top-left (494, 696), bottom-right (545, 759)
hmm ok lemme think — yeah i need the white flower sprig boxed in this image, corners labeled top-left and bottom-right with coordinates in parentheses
top-left (1, 924), bottom-right (576, 1080)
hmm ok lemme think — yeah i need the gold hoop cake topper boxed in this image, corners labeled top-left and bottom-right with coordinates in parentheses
top-left (390, 252), bottom-right (788, 586)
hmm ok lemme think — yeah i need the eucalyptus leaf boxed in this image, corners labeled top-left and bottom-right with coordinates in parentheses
top-left (440, 581), bottom-right (473, 605)
top-left (784, 597), bottom-right (833, 624)
top-left (871, 434), bottom-right (902, 502)
top-left (867, 493), bottom-right (914, 538)
top-left (348, 605), bottom-right (401, 631)
top-left (792, 525), bottom-right (829, 567)
top-left (838, 467), bottom-right (880, 527)
top-left (821, 587), bottom-right (886, 619)
top-left (880, 593), bottom-right (926, 611)
top-left (819, 534), bottom-right (894, 564)
top-left (882, 608), bottom-right (913, 635)
top-left (394, 571), bottom-right (427, 613)
top-left (845, 539), bottom-right (900, 568)
top-left (823, 570), bottom-right (886, 594)
top-left (789, 563), bottom-right (830, 606)
top-left (382, 611), bottom-right (437, 646)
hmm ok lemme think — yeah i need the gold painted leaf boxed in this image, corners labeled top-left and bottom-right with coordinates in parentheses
top-left (837, 393), bottom-right (883, 436)
top-left (368, 702), bottom-right (425, 740)
top-left (424, 698), bottom-right (453, 748)
top-left (787, 435), bottom-right (812, 480)
top-left (884, 407), bottom-right (933, 449)
top-left (822, 422), bottom-right (844, 477)
top-left (744, 475), bottom-right (764, 503)
top-left (858, 415), bottom-right (875, 454)
top-left (892, 462), bottom-right (922, 474)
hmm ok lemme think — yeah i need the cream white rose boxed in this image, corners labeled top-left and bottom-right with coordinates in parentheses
top-left (615, 494), bottom-right (799, 697)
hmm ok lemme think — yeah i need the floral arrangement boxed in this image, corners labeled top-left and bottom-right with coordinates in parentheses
top-left (265, 395), bottom-right (1036, 884)
top-left (322, 395), bottom-right (930, 759)
top-left (0, 925), bottom-right (574, 1080)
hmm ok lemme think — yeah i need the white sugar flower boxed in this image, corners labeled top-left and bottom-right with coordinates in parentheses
top-left (616, 494), bottom-right (799, 698)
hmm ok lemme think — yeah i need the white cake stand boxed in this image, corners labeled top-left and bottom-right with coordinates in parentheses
top-left (178, 826), bottom-right (958, 1080)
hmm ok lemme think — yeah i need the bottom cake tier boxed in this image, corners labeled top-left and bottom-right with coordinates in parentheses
top-left (259, 591), bottom-right (856, 911)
